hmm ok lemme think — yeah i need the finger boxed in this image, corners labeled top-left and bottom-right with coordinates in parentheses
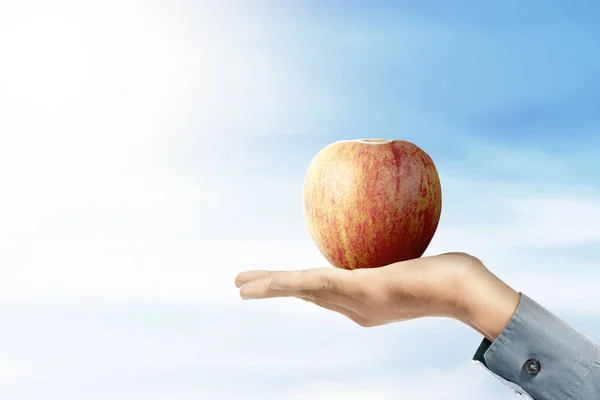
top-left (239, 277), bottom-right (369, 316)
top-left (239, 277), bottom-right (307, 299)
top-left (235, 270), bottom-right (283, 288)
top-left (269, 268), bottom-right (358, 294)
top-left (301, 297), bottom-right (375, 327)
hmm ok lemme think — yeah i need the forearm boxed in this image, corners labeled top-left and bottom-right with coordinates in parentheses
top-left (451, 262), bottom-right (600, 399)
top-left (470, 291), bottom-right (600, 399)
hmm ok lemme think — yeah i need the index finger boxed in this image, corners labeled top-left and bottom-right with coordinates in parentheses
top-left (269, 267), bottom-right (358, 294)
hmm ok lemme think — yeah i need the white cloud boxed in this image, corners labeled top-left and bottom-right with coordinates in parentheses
top-left (505, 195), bottom-right (600, 245)
top-left (280, 362), bottom-right (507, 400)
top-left (0, 0), bottom-right (190, 143)
top-left (0, 295), bottom-right (476, 399)
top-left (0, 0), bottom-right (339, 241)
top-left (0, 2), bottom-right (598, 399)
top-left (2, 165), bottom-right (600, 319)
top-left (425, 175), bottom-right (600, 318)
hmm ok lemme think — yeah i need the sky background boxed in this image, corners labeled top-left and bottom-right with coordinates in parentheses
top-left (1, 0), bottom-right (599, 398)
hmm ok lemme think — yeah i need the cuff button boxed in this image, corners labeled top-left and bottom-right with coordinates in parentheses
top-left (524, 358), bottom-right (541, 376)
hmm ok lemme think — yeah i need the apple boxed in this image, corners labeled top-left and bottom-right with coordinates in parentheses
top-left (302, 139), bottom-right (442, 270)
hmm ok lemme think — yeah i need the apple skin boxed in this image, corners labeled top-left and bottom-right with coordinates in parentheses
top-left (302, 139), bottom-right (442, 270)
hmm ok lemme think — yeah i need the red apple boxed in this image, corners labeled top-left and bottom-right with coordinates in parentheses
top-left (302, 139), bottom-right (442, 270)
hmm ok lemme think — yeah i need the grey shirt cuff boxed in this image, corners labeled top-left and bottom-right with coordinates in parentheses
top-left (472, 293), bottom-right (598, 399)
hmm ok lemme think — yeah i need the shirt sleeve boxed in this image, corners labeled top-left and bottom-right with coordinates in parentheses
top-left (472, 292), bottom-right (600, 399)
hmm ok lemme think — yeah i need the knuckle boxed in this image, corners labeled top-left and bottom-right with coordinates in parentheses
top-left (321, 277), bottom-right (333, 291)
top-left (309, 269), bottom-right (330, 290)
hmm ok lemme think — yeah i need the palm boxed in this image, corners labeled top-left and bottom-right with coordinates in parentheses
top-left (234, 253), bottom-right (476, 327)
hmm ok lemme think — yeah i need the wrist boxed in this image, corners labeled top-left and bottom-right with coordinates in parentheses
top-left (454, 260), bottom-right (520, 341)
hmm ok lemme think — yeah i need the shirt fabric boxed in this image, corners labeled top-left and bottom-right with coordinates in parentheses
top-left (472, 293), bottom-right (600, 399)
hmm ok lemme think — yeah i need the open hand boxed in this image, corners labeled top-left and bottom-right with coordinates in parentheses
top-left (235, 252), bottom-right (486, 328)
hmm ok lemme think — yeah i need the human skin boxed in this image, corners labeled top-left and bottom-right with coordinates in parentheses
top-left (234, 252), bottom-right (521, 342)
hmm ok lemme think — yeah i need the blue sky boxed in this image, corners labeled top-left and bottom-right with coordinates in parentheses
top-left (0, 0), bottom-right (599, 399)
